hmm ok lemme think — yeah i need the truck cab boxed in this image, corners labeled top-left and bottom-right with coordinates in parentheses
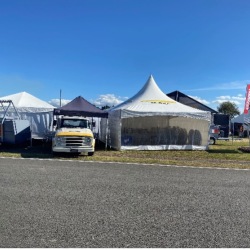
top-left (52, 116), bottom-right (95, 156)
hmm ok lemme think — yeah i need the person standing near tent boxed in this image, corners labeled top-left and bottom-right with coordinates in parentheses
top-left (239, 125), bottom-right (244, 137)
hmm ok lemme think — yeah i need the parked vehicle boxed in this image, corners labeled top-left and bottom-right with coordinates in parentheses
top-left (209, 124), bottom-right (221, 145)
top-left (52, 116), bottom-right (95, 156)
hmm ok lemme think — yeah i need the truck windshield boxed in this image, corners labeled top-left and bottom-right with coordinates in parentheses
top-left (61, 119), bottom-right (89, 128)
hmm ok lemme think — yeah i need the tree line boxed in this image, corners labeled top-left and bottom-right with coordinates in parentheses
top-left (217, 101), bottom-right (240, 119)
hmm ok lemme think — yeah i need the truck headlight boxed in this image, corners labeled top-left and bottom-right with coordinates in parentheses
top-left (85, 137), bottom-right (92, 146)
top-left (55, 136), bottom-right (63, 145)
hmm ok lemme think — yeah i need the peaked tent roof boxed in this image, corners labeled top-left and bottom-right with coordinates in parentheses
top-left (110, 75), bottom-right (211, 120)
top-left (0, 91), bottom-right (55, 112)
top-left (54, 96), bottom-right (108, 118)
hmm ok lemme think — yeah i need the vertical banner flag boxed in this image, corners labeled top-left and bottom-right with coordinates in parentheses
top-left (244, 84), bottom-right (250, 114)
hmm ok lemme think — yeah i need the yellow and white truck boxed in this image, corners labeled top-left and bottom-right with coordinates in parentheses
top-left (52, 116), bottom-right (95, 156)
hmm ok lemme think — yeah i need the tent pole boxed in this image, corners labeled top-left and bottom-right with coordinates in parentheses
top-left (105, 119), bottom-right (108, 150)
top-left (248, 123), bottom-right (250, 146)
top-left (232, 122), bottom-right (234, 145)
top-left (30, 119), bottom-right (32, 148)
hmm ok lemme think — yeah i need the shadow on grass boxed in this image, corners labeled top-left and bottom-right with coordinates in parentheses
top-left (0, 139), bottom-right (109, 159)
top-left (208, 143), bottom-right (250, 154)
top-left (0, 143), bottom-right (53, 158)
top-left (208, 149), bottom-right (240, 154)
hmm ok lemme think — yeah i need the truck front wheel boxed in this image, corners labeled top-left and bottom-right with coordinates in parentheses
top-left (88, 152), bottom-right (94, 156)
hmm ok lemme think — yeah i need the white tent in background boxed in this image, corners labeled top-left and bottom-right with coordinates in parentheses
top-left (231, 111), bottom-right (250, 135)
top-left (231, 111), bottom-right (250, 124)
top-left (100, 75), bottom-right (211, 150)
top-left (0, 91), bottom-right (55, 139)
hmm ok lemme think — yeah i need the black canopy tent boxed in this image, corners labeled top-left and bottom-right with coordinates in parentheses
top-left (53, 96), bottom-right (108, 118)
top-left (167, 90), bottom-right (230, 137)
top-left (167, 90), bottom-right (217, 113)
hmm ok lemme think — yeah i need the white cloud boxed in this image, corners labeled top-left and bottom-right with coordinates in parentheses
top-left (212, 99), bottom-right (241, 105)
top-left (216, 95), bottom-right (231, 100)
top-left (48, 99), bottom-right (71, 108)
top-left (92, 94), bottom-right (128, 108)
top-left (184, 80), bottom-right (250, 92)
top-left (189, 95), bottom-right (210, 105)
top-left (48, 94), bottom-right (128, 109)
top-left (211, 94), bottom-right (246, 112)
top-left (231, 95), bottom-right (246, 101)
top-left (213, 94), bottom-right (245, 103)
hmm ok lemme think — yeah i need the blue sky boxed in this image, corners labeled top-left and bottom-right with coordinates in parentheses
top-left (0, 0), bottom-right (250, 112)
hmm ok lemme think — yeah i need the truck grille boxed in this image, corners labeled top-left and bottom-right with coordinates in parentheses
top-left (64, 136), bottom-right (92, 147)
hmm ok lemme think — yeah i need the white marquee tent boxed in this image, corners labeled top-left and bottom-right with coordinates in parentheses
top-left (100, 75), bottom-right (212, 150)
top-left (231, 111), bottom-right (250, 134)
top-left (0, 91), bottom-right (55, 139)
top-left (231, 111), bottom-right (250, 124)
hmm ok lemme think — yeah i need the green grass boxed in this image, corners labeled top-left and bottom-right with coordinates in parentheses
top-left (0, 138), bottom-right (250, 169)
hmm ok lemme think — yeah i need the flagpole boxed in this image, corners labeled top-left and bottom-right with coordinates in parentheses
top-left (60, 89), bottom-right (62, 108)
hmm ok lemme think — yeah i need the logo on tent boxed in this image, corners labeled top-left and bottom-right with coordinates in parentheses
top-left (141, 100), bottom-right (176, 104)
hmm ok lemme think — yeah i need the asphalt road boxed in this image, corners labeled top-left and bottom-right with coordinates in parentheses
top-left (1, 157), bottom-right (250, 248)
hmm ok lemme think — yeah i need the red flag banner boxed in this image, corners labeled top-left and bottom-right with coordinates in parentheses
top-left (244, 84), bottom-right (250, 114)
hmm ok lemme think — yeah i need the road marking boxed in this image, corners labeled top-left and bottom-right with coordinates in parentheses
top-left (0, 156), bottom-right (250, 171)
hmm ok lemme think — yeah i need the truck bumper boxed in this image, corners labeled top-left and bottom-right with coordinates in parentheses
top-left (52, 147), bottom-right (94, 154)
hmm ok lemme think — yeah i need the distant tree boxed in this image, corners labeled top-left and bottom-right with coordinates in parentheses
top-left (101, 105), bottom-right (111, 110)
top-left (217, 101), bottom-right (240, 119)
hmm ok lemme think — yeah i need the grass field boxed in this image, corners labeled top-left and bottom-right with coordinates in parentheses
top-left (0, 138), bottom-right (250, 169)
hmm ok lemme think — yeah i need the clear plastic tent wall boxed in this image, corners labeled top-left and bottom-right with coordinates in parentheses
top-left (100, 75), bottom-right (211, 150)
top-left (101, 111), bottom-right (211, 150)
